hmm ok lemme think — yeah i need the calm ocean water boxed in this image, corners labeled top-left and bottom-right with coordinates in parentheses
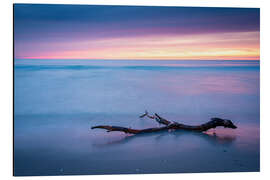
top-left (14, 59), bottom-right (260, 175)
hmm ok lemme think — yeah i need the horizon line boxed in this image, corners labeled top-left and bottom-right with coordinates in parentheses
top-left (14, 58), bottom-right (260, 61)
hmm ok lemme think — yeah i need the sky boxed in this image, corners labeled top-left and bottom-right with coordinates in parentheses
top-left (14, 4), bottom-right (260, 60)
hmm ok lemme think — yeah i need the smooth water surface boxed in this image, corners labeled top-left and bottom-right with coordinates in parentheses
top-left (14, 60), bottom-right (260, 175)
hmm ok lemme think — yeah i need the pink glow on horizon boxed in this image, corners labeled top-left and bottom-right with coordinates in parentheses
top-left (15, 31), bottom-right (260, 60)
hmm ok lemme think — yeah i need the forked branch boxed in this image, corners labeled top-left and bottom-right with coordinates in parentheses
top-left (91, 111), bottom-right (237, 134)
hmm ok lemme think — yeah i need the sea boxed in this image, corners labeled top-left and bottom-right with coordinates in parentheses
top-left (14, 59), bottom-right (260, 175)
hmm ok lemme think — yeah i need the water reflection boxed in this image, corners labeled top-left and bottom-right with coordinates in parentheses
top-left (14, 60), bottom-right (260, 175)
top-left (161, 72), bottom-right (259, 95)
top-left (92, 129), bottom-right (236, 147)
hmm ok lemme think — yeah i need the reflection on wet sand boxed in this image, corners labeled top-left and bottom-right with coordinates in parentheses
top-left (92, 129), bottom-right (236, 147)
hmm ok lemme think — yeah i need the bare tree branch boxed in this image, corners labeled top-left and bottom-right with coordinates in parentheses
top-left (91, 111), bottom-right (237, 135)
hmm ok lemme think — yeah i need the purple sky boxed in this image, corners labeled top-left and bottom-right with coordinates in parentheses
top-left (14, 4), bottom-right (260, 60)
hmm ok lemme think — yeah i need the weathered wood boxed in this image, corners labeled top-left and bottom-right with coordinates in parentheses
top-left (91, 111), bottom-right (237, 134)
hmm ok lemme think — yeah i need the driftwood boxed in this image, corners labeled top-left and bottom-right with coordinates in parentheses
top-left (91, 111), bottom-right (237, 134)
